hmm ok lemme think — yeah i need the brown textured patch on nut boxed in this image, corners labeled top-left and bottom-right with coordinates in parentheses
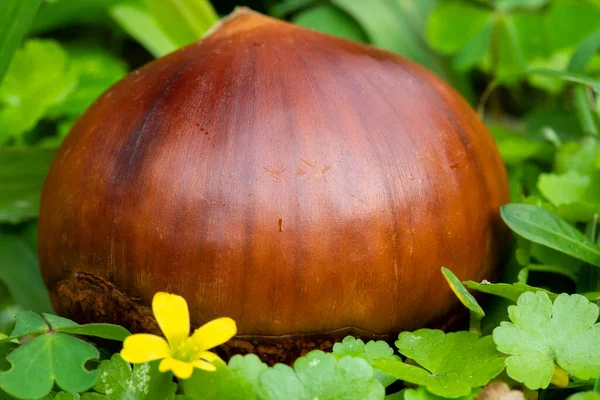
top-left (50, 271), bottom-right (467, 365)
top-left (53, 271), bottom-right (160, 335)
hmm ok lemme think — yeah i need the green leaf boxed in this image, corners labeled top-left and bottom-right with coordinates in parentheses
top-left (90, 354), bottom-right (176, 400)
top-left (464, 281), bottom-right (558, 302)
top-left (30, 0), bottom-right (125, 34)
top-left (496, 0), bottom-right (548, 11)
top-left (442, 267), bottom-right (485, 335)
top-left (488, 123), bottom-right (554, 165)
top-left (43, 313), bottom-right (80, 330)
top-left (441, 267), bottom-right (485, 319)
top-left (525, 108), bottom-right (583, 143)
top-left (0, 147), bottom-right (56, 223)
top-left (426, 2), bottom-right (493, 55)
top-left (554, 203), bottom-right (600, 224)
top-left (545, 1), bottom-right (600, 58)
top-left (0, 0), bottom-right (41, 84)
top-left (520, 263), bottom-right (579, 282)
top-left (110, 2), bottom-right (178, 58)
top-left (258, 351), bottom-right (385, 400)
top-left (516, 236), bottom-right (532, 266)
top-left (57, 324), bottom-right (131, 341)
top-left (537, 137), bottom-right (600, 217)
top-left (0, 233), bottom-right (52, 313)
top-left (0, 333), bottom-right (99, 399)
top-left (182, 354), bottom-right (266, 400)
top-left (0, 340), bottom-right (18, 371)
top-left (569, 29), bottom-right (600, 73)
top-left (396, 386), bottom-right (479, 400)
top-left (427, 2), bottom-right (533, 82)
top-left (91, 354), bottom-right (130, 395)
top-left (493, 292), bottom-right (600, 389)
top-left (500, 204), bottom-right (600, 266)
top-left (2, 312), bottom-right (130, 343)
top-left (528, 69), bottom-right (600, 92)
top-left (55, 393), bottom-right (82, 400)
top-left (574, 85), bottom-right (599, 136)
top-left (292, 5), bottom-right (367, 43)
top-left (82, 395), bottom-right (101, 400)
top-left (568, 392), bottom-right (600, 400)
top-left (453, 21), bottom-right (494, 71)
top-left (555, 138), bottom-right (599, 175)
top-left (143, 0), bottom-right (218, 48)
top-left (0, 39), bottom-right (76, 143)
top-left (47, 45), bottom-right (128, 119)
top-left (567, 29), bottom-right (600, 136)
top-left (493, 14), bottom-right (528, 83)
top-left (374, 330), bottom-right (504, 398)
top-left (427, 0), bottom-right (600, 85)
top-left (511, 236), bottom-right (585, 279)
top-left (526, 50), bottom-right (572, 93)
top-left (269, 0), bottom-right (315, 18)
top-left (9, 311), bottom-right (49, 336)
top-left (331, 336), bottom-right (399, 388)
top-left (538, 171), bottom-right (600, 207)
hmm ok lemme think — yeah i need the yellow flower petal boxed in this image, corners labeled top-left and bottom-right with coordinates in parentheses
top-left (121, 334), bottom-right (170, 363)
top-left (193, 358), bottom-right (217, 371)
top-left (197, 350), bottom-right (222, 363)
top-left (153, 292), bottom-right (190, 346)
top-left (191, 317), bottom-right (237, 350)
top-left (159, 357), bottom-right (195, 379)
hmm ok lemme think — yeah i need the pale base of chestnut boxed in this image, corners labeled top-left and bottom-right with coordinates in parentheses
top-left (50, 271), bottom-right (467, 365)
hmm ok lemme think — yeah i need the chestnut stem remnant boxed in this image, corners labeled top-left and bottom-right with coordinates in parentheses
top-left (38, 9), bottom-right (509, 363)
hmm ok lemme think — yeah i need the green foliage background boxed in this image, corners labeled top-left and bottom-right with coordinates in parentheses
top-left (1, 0), bottom-right (600, 398)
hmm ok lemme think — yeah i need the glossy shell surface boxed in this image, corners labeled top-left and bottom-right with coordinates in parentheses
top-left (39, 10), bottom-right (509, 338)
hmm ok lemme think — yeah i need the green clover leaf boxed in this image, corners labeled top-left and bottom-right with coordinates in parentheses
top-left (0, 333), bottom-right (99, 399)
top-left (182, 354), bottom-right (267, 400)
top-left (374, 330), bottom-right (505, 398)
top-left (568, 392), bottom-right (600, 400)
top-left (258, 350), bottom-right (384, 400)
top-left (389, 386), bottom-right (480, 400)
top-left (332, 336), bottom-right (399, 388)
top-left (427, 0), bottom-right (600, 84)
top-left (86, 353), bottom-right (176, 400)
top-left (493, 291), bottom-right (600, 389)
top-left (54, 393), bottom-right (82, 400)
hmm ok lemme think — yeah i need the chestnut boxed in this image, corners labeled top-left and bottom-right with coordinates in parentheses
top-left (38, 9), bottom-right (509, 364)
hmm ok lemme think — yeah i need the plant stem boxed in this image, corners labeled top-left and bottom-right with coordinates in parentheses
top-left (469, 312), bottom-right (483, 337)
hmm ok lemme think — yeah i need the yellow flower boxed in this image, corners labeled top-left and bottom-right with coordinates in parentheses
top-left (120, 292), bottom-right (236, 379)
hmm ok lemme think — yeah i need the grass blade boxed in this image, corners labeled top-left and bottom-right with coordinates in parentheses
top-left (569, 29), bottom-right (600, 74)
top-left (0, 0), bottom-right (41, 84)
top-left (111, 2), bottom-right (178, 57)
top-left (144, 0), bottom-right (218, 48)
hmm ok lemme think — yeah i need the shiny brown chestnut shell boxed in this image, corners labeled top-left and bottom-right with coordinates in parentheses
top-left (38, 9), bottom-right (509, 363)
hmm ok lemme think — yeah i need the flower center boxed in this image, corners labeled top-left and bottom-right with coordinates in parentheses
top-left (170, 337), bottom-right (201, 362)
